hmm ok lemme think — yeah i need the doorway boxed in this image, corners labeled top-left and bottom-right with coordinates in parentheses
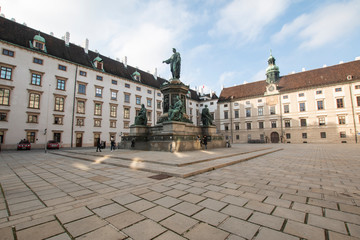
top-left (76, 133), bottom-right (82, 147)
top-left (270, 132), bottom-right (279, 143)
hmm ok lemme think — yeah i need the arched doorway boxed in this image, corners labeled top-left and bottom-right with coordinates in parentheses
top-left (270, 132), bottom-right (279, 143)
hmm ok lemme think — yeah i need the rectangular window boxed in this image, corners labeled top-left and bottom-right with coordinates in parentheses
top-left (57, 79), bottom-right (66, 90)
top-left (335, 87), bottom-right (342, 92)
top-left (234, 110), bottom-right (239, 118)
top-left (355, 85), bottom-right (360, 89)
top-left (124, 108), bottom-right (130, 119)
top-left (270, 106), bottom-right (276, 115)
top-left (110, 105), bottom-right (117, 118)
top-left (316, 90), bottom-right (323, 94)
top-left (225, 125), bottom-right (229, 131)
top-left (299, 102), bottom-right (306, 112)
top-left (54, 97), bottom-right (65, 111)
top-left (258, 107), bottom-right (263, 116)
top-left (147, 90), bottom-right (152, 94)
top-left (0, 89), bottom-right (10, 106)
top-left (29, 93), bottom-right (40, 109)
top-left (58, 65), bottom-right (67, 71)
top-left (54, 116), bottom-right (63, 125)
top-left (357, 96), bottom-right (360, 107)
top-left (136, 86), bottom-right (141, 91)
top-left (317, 100), bottom-right (324, 110)
top-left (302, 133), bottom-right (307, 139)
top-left (79, 70), bottom-right (87, 76)
top-left (53, 133), bottom-right (61, 143)
top-left (286, 133), bottom-right (291, 139)
top-left (110, 120), bottom-right (116, 128)
top-left (246, 108), bottom-right (251, 117)
top-left (284, 120), bottom-right (291, 128)
top-left (33, 58), bottom-right (43, 65)
top-left (95, 88), bottom-right (102, 97)
top-left (157, 101), bottom-right (161, 109)
top-left (283, 95), bottom-right (288, 99)
top-left (96, 75), bottom-right (103, 81)
top-left (320, 132), bottom-right (326, 138)
top-left (147, 111), bottom-right (152, 122)
top-left (27, 132), bottom-right (36, 143)
top-left (112, 80), bottom-right (117, 85)
top-left (111, 91), bottom-right (117, 100)
top-left (77, 100), bottom-right (85, 114)
top-left (35, 42), bottom-right (43, 49)
top-left (300, 119), bottom-right (307, 127)
top-left (336, 98), bottom-right (344, 108)
top-left (298, 93), bottom-right (304, 97)
top-left (124, 93), bottom-right (130, 103)
top-left (78, 84), bottom-right (86, 94)
top-left (224, 111), bottom-right (228, 119)
top-left (338, 116), bottom-right (346, 125)
top-left (157, 92), bottom-right (161, 97)
top-left (2, 49), bottom-right (14, 57)
top-left (0, 66), bottom-right (12, 80)
top-left (27, 114), bottom-right (38, 123)
top-left (259, 121), bottom-right (264, 129)
top-left (136, 96), bottom-right (141, 105)
top-left (210, 102), bottom-right (214, 105)
top-left (319, 117), bottom-right (325, 126)
top-left (258, 99), bottom-right (262, 103)
top-left (31, 73), bottom-right (41, 86)
top-left (76, 118), bottom-right (84, 126)
top-left (125, 83), bottom-right (130, 88)
top-left (147, 99), bottom-right (152, 107)
top-left (235, 124), bottom-right (239, 130)
top-left (94, 119), bottom-right (101, 127)
top-left (246, 122), bottom-right (251, 130)
top-left (124, 121), bottom-right (130, 129)
top-left (236, 135), bottom-right (240, 140)
top-left (340, 131), bottom-right (346, 138)
top-left (0, 112), bottom-right (7, 121)
top-left (271, 121), bottom-right (277, 128)
top-left (224, 104), bottom-right (228, 107)
top-left (94, 103), bottom-right (102, 116)
top-left (283, 104), bottom-right (289, 113)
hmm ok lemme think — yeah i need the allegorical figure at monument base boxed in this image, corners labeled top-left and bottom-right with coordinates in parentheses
top-left (134, 104), bottom-right (147, 125)
top-left (201, 105), bottom-right (214, 126)
top-left (163, 48), bottom-right (181, 79)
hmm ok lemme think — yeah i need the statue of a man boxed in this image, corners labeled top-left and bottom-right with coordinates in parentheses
top-left (134, 104), bottom-right (147, 125)
top-left (168, 96), bottom-right (183, 121)
top-left (163, 48), bottom-right (181, 79)
top-left (201, 105), bottom-right (213, 126)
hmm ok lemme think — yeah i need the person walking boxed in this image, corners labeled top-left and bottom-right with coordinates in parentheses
top-left (110, 137), bottom-right (115, 152)
top-left (96, 138), bottom-right (102, 152)
top-left (203, 135), bottom-right (208, 150)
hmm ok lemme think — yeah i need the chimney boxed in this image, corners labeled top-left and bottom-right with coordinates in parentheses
top-left (339, 61), bottom-right (344, 64)
top-left (323, 64), bottom-right (327, 68)
top-left (153, 68), bottom-right (157, 79)
top-left (124, 56), bottom-right (127, 68)
top-left (50, 32), bottom-right (54, 36)
top-left (355, 56), bottom-right (360, 61)
top-left (65, 32), bottom-right (70, 46)
top-left (302, 67), bottom-right (306, 72)
top-left (84, 38), bottom-right (89, 54)
top-left (11, 18), bottom-right (15, 22)
top-left (221, 84), bottom-right (224, 90)
top-left (116, 57), bottom-right (120, 61)
top-left (210, 90), bottom-right (213, 98)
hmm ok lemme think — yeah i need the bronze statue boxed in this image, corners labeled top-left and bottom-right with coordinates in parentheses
top-left (168, 96), bottom-right (183, 121)
top-left (134, 104), bottom-right (147, 125)
top-left (201, 105), bottom-right (213, 126)
top-left (163, 48), bottom-right (181, 79)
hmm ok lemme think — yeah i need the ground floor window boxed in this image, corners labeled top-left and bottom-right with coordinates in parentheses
top-left (320, 132), bottom-right (326, 138)
top-left (0, 131), bottom-right (4, 143)
top-left (54, 132), bottom-right (61, 142)
top-left (302, 133), bottom-right (307, 139)
top-left (27, 131), bottom-right (36, 143)
top-left (340, 132), bottom-right (346, 138)
top-left (94, 133), bottom-right (100, 147)
top-left (286, 133), bottom-right (291, 139)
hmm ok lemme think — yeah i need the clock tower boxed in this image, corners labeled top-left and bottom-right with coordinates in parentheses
top-left (265, 51), bottom-right (280, 96)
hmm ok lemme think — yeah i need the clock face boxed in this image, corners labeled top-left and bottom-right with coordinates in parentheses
top-left (268, 85), bottom-right (275, 91)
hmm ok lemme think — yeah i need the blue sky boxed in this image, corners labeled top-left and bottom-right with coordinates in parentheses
top-left (1, 0), bottom-right (360, 95)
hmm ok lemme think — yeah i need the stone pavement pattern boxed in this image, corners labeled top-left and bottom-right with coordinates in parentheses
top-left (0, 144), bottom-right (359, 240)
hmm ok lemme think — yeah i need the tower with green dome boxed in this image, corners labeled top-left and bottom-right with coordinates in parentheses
top-left (266, 51), bottom-right (280, 84)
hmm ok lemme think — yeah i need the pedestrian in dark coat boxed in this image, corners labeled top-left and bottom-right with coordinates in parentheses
top-left (110, 137), bottom-right (115, 152)
top-left (203, 135), bottom-right (208, 150)
top-left (96, 138), bottom-right (102, 152)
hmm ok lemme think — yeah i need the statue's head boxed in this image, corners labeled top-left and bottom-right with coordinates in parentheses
top-left (205, 105), bottom-right (208, 108)
top-left (172, 48), bottom-right (176, 53)
top-left (141, 104), bottom-right (144, 107)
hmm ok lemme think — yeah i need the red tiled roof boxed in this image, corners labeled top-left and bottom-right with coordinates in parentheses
top-left (218, 60), bottom-right (360, 102)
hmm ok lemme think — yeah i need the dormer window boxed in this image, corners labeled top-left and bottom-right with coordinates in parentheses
top-left (132, 69), bottom-right (141, 82)
top-left (30, 34), bottom-right (47, 52)
top-left (93, 55), bottom-right (104, 71)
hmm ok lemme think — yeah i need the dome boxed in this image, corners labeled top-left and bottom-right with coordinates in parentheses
top-left (33, 34), bottom-right (45, 43)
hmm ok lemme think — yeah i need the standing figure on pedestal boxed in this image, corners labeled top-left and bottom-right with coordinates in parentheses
top-left (201, 105), bottom-right (213, 126)
top-left (168, 96), bottom-right (183, 121)
top-left (163, 48), bottom-right (181, 79)
top-left (134, 104), bottom-right (147, 125)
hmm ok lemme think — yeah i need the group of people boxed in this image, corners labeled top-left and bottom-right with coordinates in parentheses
top-left (96, 137), bottom-right (116, 152)
top-left (198, 135), bottom-right (208, 149)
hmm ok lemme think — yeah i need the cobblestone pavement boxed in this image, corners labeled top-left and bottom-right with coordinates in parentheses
top-left (0, 144), bottom-right (359, 240)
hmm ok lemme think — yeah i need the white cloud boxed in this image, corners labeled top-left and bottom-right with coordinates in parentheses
top-left (210, 0), bottom-right (290, 43)
top-left (272, 0), bottom-right (360, 49)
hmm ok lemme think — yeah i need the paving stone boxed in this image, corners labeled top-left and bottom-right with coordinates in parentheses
top-left (141, 205), bottom-right (175, 222)
top-left (348, 223), bottom-right (360, 238)
top-left (340, 204), bottom-right (360, 215)
top-left (154, 196), bottom-right (182, 208)
top-left (325, 209), bottom-right (360, 225)
top-left (292, 202), bottom-right (323, 215)
top-left (86, 199), bottom-right (113, 209)
top-left (193, 208), bottom-right (228, 226)
top-left (112, 194), bottom-right (141, 205)
top-left (220, 216), bottom-right (259, 239)
top-left (46, 232), bottom-right (72, 240)
top-left (184, 222), bottom-right (229, 240)
top-left (249, 212), bottom-right (284, 230)
top-left (77, 225), bottom-right (127, 240)
top-left (139, 191), bottom-right (165, 201)
top-left (221, 195), bottom-right (248, 207)
top-left (241, 192), bottom-right (266, 202)
top-left (201, 191), bottom-right (226, 200)
top-left (281, 194), bottom-right (307, 203)
top-left (126, 199), bottom-right (155, 213)
top-left (164, 189), bottom-right (187, 198)
top-left (92, 203), bottom-right (126, 218)
top-left (198, 198), bottom-right (228, 211)
top-left (273, 207), bottom-right (305, 223)
top-left (56, 207), bottom-right (93, 224)
top-left (153, 230), bottom-right (187, 240)
top-left (172, 183), bottom-right (191, 191)
top-left (244, 200), bottom-right (275, 214)
top-left (328, 231), bottom-right (359, 240)
top-left (64, 215), bottom-right (107, 238)
top-left (254, 227), bottom-right (299, 240)
top-left (308, 198), bottom-right (338, 210)
top-left (160, 213), bottom-right (198, 234)
top-left (106, 210), bottom-right (145, 230)
top-left (8, 200), bottom-right (44, 213)
top-left (0, 210), bottom-right (8, 219)
top-left (307, 214), bottom-right (348, 234)
top-left (284, 220), bottom-right (325, 240)
top-left (45, 196), bottom-right (75, 207)
top-left (220, 204), bottom-right (253, 220)
top-left (171, 202), bottom-right (203, 216)
top-left (16, 220), bottom-right (64, 240)
top-left (179, 193), bottom-right (205, 204)
top-left (0, 226), bottom-right (14, 240)
top-left (264, 197), bottom-right (291, 208)
top-left (226, 235), bottom-right (246, 240)
top-left (122, 219), bottom-right (166, 240)
top-left (16, 215), bottom-right (55, 231)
